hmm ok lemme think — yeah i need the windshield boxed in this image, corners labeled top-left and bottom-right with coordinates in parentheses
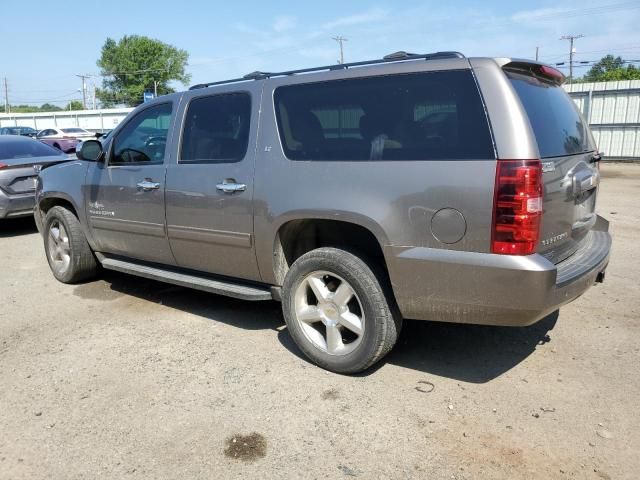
top-left (9, 127), bottom-right (36, 134)
top-left (0, 139), bottom-right (63, 160)
top-left (507, 71), bottom-right (593, 158)
top-left (61, 128), bottom-right (89, 134)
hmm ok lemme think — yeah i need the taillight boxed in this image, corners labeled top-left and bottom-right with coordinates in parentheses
top-left (538, 65), bottom-right (566, 84)
top-left (491, 159), bottom-right (543, 255)
top-left (0, 163), bottom-right (7, 169)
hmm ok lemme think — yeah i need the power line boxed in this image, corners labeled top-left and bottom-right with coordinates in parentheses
top-left (482, 1), bottom-right (640, 29)
top-left (101, 67), bottom-right (171, 76)
top-left (554, 58), bottom-right (640, 68)
top-left (9, 92), bottom-right (82, 104)
top-left (541, 45), bottom-right (640, 61)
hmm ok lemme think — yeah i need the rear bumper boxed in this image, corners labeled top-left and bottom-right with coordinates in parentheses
top-left (41, 139), bottom-right (78, 153)
top-left (0, 188), bottom-right (35, 219)
top-left (386, 216), bottom-right (611, 326)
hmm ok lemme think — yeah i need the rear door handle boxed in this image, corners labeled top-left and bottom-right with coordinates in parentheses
top-left (136, 179), bottom-right (160, 191)
top-left (216, 180), bottom-right (246, 193)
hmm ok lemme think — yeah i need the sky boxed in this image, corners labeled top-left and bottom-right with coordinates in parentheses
top-left (2, 0), bottom-right (640, 107)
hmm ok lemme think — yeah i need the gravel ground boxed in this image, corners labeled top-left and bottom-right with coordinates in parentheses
top-left (0, 163), bottom-right (638, 480)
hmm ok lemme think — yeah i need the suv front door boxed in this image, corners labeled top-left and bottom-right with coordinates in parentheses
top-left (164, 86), bottom-right (261, 281)
top-left (86, 101), bottom-right (176, 264)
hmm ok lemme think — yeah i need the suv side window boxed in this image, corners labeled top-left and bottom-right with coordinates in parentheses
top-left (179, 92), bottom-right (251, 164)
top-left (110, 103), bottom-right (172, 165)
top-left (274, 70), bottom-right (494, 161)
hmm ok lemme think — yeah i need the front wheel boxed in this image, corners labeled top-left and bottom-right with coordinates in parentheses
top-left (281, 247), bottom-right (402, 374)
top-left (44, 206), bottom-right (98, 283)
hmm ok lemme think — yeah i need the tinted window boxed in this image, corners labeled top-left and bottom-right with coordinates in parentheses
top-left (61, 128), bottom-right (88, 134)
top-left (111, 103), bottom-right (172, 165)
top-left (507, 71), bottom-right (593, 157)
top-left (180, 93), bottom-right (251, 163)
top-left (0, 139), bottom-right (63, 160)
top-left (274, 70), bottom-right (494, 161)
top-left (11, 127), bottom-right (36, 134)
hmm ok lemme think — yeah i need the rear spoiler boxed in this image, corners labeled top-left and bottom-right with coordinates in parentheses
top-left (500, 59), bottom-right (566, 86)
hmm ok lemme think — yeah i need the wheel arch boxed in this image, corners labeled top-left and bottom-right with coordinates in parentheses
top-left (38, 193), bottom-right (80, 218)
top-left (270, 215), bottom-right (391, 286)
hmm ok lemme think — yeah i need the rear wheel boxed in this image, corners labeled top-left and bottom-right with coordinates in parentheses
top-left (44, 206), bottom-right (98, 283)
top-left (282, 247), bottom-right (402, 374)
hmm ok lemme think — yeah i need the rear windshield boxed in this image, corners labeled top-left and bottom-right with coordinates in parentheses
top-left (0, 139), bottom-right (63, 160)
top-left (507, 71), bottom-right (593, 158)
top-left (274, 70), bottom-right (495, 161)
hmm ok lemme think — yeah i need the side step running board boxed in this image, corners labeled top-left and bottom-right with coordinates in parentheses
top-left (96, 254), bottom-right (273, 301)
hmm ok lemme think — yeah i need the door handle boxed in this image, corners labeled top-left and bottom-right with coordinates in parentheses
top-left (216, 180), bottom-right (246, 193)
top-left (136, 179), bottom-right (160, 191)
top-left (572, 169), bottom-right (599, 196)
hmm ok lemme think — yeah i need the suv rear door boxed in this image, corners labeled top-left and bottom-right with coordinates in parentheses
top-left (85, 100), bottom-right (177, 264)
top-left (164, 84), bottom-right (262, 282)
top-left (505, 64), bottom-right (599, 263)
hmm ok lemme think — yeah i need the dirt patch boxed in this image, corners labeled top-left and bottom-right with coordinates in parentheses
top-left (321, 388), bottom-right (340, 400)
top-left (73, 280), bottom-right (124, 301)
top-left (224, 433), bottom-right (267, 462)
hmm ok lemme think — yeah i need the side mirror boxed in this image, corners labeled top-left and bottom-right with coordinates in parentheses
top-left (76, 139), bottom-right (104, 162)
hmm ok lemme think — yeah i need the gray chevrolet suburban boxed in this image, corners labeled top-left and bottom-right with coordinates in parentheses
top-left (34, 52), bottom-right (611, 373)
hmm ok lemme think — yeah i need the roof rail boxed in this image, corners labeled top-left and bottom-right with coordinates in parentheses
top-left (189, 51), bottom-right (466, 90)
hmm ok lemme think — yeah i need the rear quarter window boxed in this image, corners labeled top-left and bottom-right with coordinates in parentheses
top-left (274, 70), bottom-right (495, 161)
top-left (507, 71), bottom-right (593, 158)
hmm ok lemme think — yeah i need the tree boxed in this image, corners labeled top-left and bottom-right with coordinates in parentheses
top-left (581, 54), bottom-right (640, 82)
top-left (64, 100), bottom-right (84, 111)
top-left (7, 103), bottom-right (63, 113)
top-left (40, 103), bottom-right (63, 112)
top-left (96, 36), bottom-right (190, 107)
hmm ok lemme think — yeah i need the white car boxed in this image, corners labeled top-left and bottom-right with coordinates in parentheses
top-left (37, 128), bottom-right (96, 153)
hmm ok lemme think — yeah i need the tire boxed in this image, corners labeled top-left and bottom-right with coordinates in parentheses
top-left (43, 206), bottom-right (98, 283)
top-left (281, 247), bottom-right (402, 374)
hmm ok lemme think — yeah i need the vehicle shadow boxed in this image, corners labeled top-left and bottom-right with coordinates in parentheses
top-left (0, 217), bottom-right (38, 237)
top-left (276, 312), bottom-right (558, 383)
top-left (379, 312), bottom-right (558, 383)
top-left (74, 270), bottom-right (285, 331)
top-left (75, 270), bottom-right (558, 383)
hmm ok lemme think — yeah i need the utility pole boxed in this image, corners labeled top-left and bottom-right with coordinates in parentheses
top-left (91, 81), bottom-right (97, 110)
top-left (535, 46), bottom-right (540, 61)
top-left (3, 77), bottom-right (9, 114)
top-left (76, 74), bottom-right (90, 109)
top-left (154, 80), bottom-right (158, 98)
top-left (332, 36), bottom-right (348, 64)
top-left (560, 34), bottom-right (584, 83)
